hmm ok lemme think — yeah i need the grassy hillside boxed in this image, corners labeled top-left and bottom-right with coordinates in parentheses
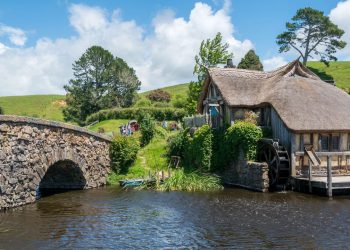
top-left (307, 61), bottom-right (350, 89)
top-left (0, 61), bottom-right (349, 122)
top-left (141, 82), bottom-right (189, 98)
top-left (0, 95), bottom-right (65, 121)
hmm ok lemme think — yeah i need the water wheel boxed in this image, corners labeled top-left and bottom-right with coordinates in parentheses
top-left (257, 139), bottom-right (290, 190)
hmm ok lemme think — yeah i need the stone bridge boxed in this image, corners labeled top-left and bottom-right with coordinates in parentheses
top-left (0, 115), bottom-right (111, 209)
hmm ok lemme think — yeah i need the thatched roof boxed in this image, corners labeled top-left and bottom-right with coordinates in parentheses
top-left (199, 60), bottom-right (350, 132)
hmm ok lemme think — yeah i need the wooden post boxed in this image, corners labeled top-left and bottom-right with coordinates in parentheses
top-left (327, 155), bottom-right (333, 198)
top-left (308, 159), bottom-right (312, 193)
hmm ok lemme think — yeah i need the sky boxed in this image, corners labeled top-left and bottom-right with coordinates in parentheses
top-left (0, 0), bottom-right (349, 96)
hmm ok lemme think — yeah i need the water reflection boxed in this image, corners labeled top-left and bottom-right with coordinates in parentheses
top-left (1, 187), bottom-right (350, 249)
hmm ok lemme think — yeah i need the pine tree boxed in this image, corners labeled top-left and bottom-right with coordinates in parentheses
top-left (237, 50), bottom-right (263, 71)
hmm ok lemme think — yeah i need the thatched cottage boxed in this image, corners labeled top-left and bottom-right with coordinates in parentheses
top-left (198, 60), bottom-right (350, 189)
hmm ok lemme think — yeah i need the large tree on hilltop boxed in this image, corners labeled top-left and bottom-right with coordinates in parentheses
top-left (276, 7), bottom-right (346, 65)
top-left (63, 46), bottom-right (141, 125)
top-left (186, 32), bottom-right (233, 114)
top-left (237, 50), bottom-right (263, 71)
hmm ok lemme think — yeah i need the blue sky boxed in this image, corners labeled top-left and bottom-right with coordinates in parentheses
top-left (0, 0), bottom-right (349, 95)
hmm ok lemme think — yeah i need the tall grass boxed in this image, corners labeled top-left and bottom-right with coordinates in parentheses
top-left (160, 169), bottom-right (223, 192)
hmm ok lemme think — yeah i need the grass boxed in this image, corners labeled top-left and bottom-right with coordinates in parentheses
top-left (0, 95), bottom-right (65, 121)
top-left (159, 169), bottom-right (223, 192)
top-left (89, 119), bottom-right (129, 135)
top-left (307, 61), bottom-right (350, 89)
top-left (106, 126), bottom-right (173, 185)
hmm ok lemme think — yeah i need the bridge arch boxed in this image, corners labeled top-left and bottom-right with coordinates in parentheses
top-left (0, 115), bottom-right (111, 209)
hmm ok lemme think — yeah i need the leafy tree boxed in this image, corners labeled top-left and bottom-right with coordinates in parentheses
top-left (146, 89), bottom-right (171, 103)
top-left (63, 45), bottom-right (141, 125)
top-left (276, 7), bottom-right (346, 65)
top-left (186, 33), bottom-right (233, 115)
top-left (237, 50), bottom-right (263, 71)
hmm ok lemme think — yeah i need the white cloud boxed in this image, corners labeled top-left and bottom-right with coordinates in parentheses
top-left (0, 24), bottom-right (27, 46)
top-left (0, 2), bottom-right (253, 96)
top-left (329, 0), bottom-right (350, 60)
top-left (263, 56), bottom-right (288, 71)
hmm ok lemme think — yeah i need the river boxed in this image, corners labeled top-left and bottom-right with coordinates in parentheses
top-left (1, 187), bottom-right (350, 249)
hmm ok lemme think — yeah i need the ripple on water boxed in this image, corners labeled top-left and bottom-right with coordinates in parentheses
top-left (1, 187), bottom-right (350, 249)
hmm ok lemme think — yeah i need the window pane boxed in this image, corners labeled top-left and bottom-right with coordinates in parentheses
top-left (332, 135), bottom-right (340, 151)
top-left (320, 135), bottom-right (329, 151)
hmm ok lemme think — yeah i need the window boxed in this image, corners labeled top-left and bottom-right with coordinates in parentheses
top-left (320, 134), bottom-right (329, 151)
top-left (319, 134), bottom-right (341, 151)
top-left (332, 134), bottom-right (340, 151)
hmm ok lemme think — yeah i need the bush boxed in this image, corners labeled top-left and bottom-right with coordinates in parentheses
top-left (110, 135), bottom-right (140, 174)
top-left (147, 89), bottom-right (171, 103)
top-left (173, 94), bottom-right (187, 109)
top-left (86, 107), bottom-right (187, 124)
top-left (139, 113), bottom-right (156, 146)
top-left (134, 99), bottom-right (152, 107)
top-left (225, 121), bottom-right (263, 161)
top-left (184, 125), bottom-right (213, 172)
top-left (167, 129), bottom-right (189, 158)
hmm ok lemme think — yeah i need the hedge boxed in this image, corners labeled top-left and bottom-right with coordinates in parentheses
top-left (86, 107), bottom-right (187, 124)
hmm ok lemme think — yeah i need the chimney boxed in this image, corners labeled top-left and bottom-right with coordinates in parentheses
top-left (225, 58), bottom-right (235, 68)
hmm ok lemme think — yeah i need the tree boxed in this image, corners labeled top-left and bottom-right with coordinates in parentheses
top-left (187, 33), bottom-right (233, 114)
top-left (146, 89), bottom-right (171, 103)
top-left (237, 50), bottom-right (263, 71)
top-left (63, 46), bottom-right (141, 125)
top-left (276, 7), bottom-right (346, 65)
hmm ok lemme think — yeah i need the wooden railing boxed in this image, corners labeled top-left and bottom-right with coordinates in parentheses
top-left (295, 151), bottom-right (350, 198)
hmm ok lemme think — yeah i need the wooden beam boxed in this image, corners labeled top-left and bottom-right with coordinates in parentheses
top-left (295, 151), bottom-right (350, 157)
top-left (309, 159), bottom-right (312, 193)
top-left (327, 155), bottom-right (333, 198)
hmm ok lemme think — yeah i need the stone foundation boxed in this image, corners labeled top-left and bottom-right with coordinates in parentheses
top-left (222, 160), bottom-right (269, 192)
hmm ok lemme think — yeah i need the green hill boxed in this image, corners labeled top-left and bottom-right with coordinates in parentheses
top-left (0, 61), bottom-right (349, 122)
top-left (0, 95), bottom-right (65, 121)
top-left (307, 61), bottom-right (350, 89)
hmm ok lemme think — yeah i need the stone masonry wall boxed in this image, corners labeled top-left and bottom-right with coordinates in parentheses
top-left (222, 156), bottom-right (269, 192)
top-left (0, 116), bottom-right (111, 209)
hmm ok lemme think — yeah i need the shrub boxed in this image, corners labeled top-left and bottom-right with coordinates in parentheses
top-left (243, 111), bottom-right (259, 125)
top-left (225, 121), bottom-right (263, 161)
top-left (184, 125), bottom-right (213, 172)
top-left (110, 135), bottom-right (140, 174)
top-left (146, 89), bottom-right (171, 103)
top-left (173, 94), bottom-right (187, 109)
top-left (86, 107), bottom-right (187, 124)
top-left (139, 113), bottom-right (156, 146)
top-left (134, 99), bottom-right (152, 107)
top-left (153, 102), bottom-right (171, 108)
top-left (167, 129), bottom-right (189, 158)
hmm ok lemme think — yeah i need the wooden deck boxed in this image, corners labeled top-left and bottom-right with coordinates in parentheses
top-left (291, 176), bottom-right (350, 196)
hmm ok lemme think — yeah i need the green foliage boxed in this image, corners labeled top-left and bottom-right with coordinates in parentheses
top-left (160, 169), bottom-right (223, 192)
top-left (237, 50), bottom-right (263, 71)
top-left (110, 135), bottom-right (140, 174)
top-left (139, 113), bottom-right (156, 147)
top-left (276, 7), bottom-right (346, 65)
top-left (193, 32), bottom-right (233, 81)
top-left (167, 129), bottom-right (189, 158)
top-left (184, 125), bottom-right (213, 172)
top-left (225, 121), bottom-right (263, 161)
top-left (187, 32), bottom-right (233, 115)
top-left (0, 106), bottom-right (3, 115)
top-left (186, 81), bottom-right (202, 115)
top-left (211, 128), bottom-right (228, 172)
top-left (86, 107), bottom-right (187, 124)
top-left (63, 45), bottom-right (141, 125)
top-left (172, 94), bottom-right (187, 109)
top-left (134, 98), bottom-right (152, 108)
top-left (146, 89), bottom-right (171, 103)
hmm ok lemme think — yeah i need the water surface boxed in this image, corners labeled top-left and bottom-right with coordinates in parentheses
top-left (1, 187), bottom-right (350, 249)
